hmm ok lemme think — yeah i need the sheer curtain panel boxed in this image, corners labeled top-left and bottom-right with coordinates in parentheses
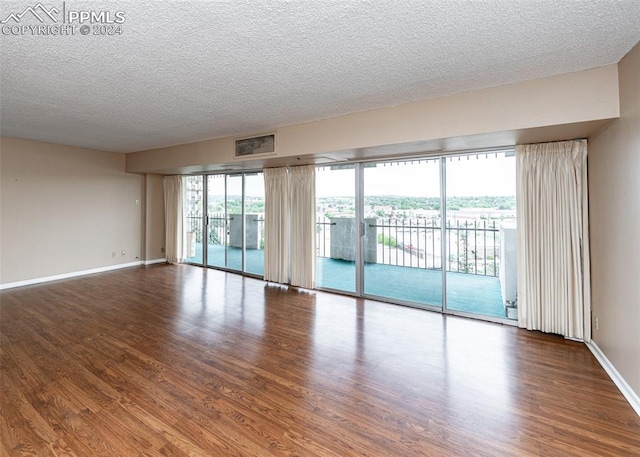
top-left (264, 167), bottom-right (290, 284)
top-left (516, 140), bottom-right (591, 340)
top-left (163, 175), bottom-right (184, 264)
top-left (289, 165), bottom-right (316, 289)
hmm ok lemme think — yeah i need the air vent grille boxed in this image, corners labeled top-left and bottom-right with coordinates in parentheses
top-left (235, 133), bottom-right (276, 158)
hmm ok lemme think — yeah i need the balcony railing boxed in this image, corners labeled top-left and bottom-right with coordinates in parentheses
top-left (184, 212), bottom-right (265, 252)
top-left (445, 220), bottom-right (500, 276)
top-left (186, 212), bottom-right (502, 277)
top-left (317, 217), bottom-right (503, 277)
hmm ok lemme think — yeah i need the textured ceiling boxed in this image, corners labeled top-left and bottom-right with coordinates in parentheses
top-left (1, 0), bottom-right (639, 153)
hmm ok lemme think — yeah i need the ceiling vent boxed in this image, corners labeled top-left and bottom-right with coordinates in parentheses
top-left (235, 133), bottom-right (276, 158)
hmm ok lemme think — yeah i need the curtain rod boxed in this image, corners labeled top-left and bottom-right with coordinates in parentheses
top-left (346, 145), bottom-right (516, 165)
top-left (187, 142), bottom-right (590, 176)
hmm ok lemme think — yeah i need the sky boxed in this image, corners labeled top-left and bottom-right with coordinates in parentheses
top-left (211, 151), bottom-right (516, 198)
top-left (317, 153), bottom-right (516, 198)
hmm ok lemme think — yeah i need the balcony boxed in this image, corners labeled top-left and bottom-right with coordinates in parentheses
top-left (316, 217), bottom-right (516, 319)
top-left (184, 215), bottom-right (516, 320)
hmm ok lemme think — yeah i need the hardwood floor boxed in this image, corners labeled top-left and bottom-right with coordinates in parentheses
top-left (1, 264), bottom-right (639, 456)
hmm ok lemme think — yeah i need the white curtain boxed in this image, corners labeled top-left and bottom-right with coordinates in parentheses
top-left (163, 175), bottom-right (184, 264)
top-left (264, 167), bottom-right (290, 284)
top-left (289, 165), bottom-right (316, 289)
top-left (516, 140), bottom-right (591, 340)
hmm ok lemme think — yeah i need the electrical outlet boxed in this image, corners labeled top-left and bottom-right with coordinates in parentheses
top-left (594, 316), bottom-right (599, 331)
top-left (161, 247), bottom-right (165, 253)
top-left (121, 250), bottom-right (126, 256)
top-left (112, 251), bottom-right (116, 258)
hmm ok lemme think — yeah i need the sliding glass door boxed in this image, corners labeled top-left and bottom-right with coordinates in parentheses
top-left (362, 159), bottom-right (442, 308)
top-left (243, 173), bottom-right (266, 276)
top-left (206, 174), bottom-right (227, 269)
top-left (184, 176), bottom-right (204, 264)
top-left (314, 151), bottom-right (517, 322)
top-left (224, 174), bottom-right (243, 271)
top-left (315, 165), bottom-right (356, 293)
top-left (444, 152), bottom-right (517, 320)
top-left (189, 154), bottom-right (517, 322)
top-left (185, 172), bottom-right (265, 277)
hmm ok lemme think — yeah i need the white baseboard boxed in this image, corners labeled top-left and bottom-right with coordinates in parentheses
top-left (0, 261), bottom-right (143, 291)
top-left (586, 341), bottom-right (640, 417)
top-left (143, 258), bottom-right (167, 265)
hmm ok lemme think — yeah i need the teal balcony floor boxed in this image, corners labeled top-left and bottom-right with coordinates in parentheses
top-left (186, 244), bottom-right (265, 276)
top-left (317, 258), bottom-right (505, 318)
top-left (186, 244), bottom-right (506, 319)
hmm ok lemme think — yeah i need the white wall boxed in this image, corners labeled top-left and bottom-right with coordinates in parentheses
top-left (588, 42), bottom-right (640, 398)
top-left (0, 137), bottom-right (144, 285)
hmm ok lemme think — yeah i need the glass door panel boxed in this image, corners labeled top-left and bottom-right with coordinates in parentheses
top-left (244, 173), bottom-right (265, 276)
top-left (316, 165), bottom-right (356, 293)
top-left (184, 176), bottom-right (204, 264)
top-left (226, 174), bottom-right (243, 271)
top-left (207, 175), bottom-right (226, 269)
top-left (444, 152), bottom-right (517, 320)
top-left (206, 174), bottom-right (244, 272)
top-left (362, 159), bottom-right (442, 307)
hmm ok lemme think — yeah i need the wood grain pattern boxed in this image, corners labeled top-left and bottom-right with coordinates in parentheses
top-left (1, 264), bottom-right (639, 456)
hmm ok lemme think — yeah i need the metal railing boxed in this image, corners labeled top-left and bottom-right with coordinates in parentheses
top-left (189, 213), bottom-right (500, 276)
top-left (184, 212), bottom-right (265, 250)
top-left (316, 218), bottom-right (502, 277)
top-left (372, 218), bottom-right (441, 270)
top-left (445, 220), bottom-right (499, 276)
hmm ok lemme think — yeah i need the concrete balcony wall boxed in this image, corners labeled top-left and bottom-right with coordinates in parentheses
top-left (499, 223), bottom-right (517, 304)
top-left (329, 217), bottom-right (377, 263)
top-left (229, 214), bottom-right (261, 249)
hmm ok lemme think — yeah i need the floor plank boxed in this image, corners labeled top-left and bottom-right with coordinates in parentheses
top-left (1, 264), bottom-right (639, 456)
